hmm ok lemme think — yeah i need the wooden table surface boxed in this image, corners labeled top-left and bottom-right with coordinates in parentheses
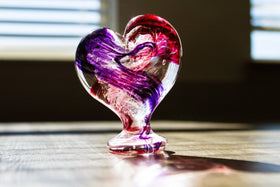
top-left (0, 121), bottom-right (279, 187)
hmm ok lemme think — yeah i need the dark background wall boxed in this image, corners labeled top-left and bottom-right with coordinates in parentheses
top-left (0, 0), bottom-right (279, 123)
top-left (118, 0), bottom-right (249, 83)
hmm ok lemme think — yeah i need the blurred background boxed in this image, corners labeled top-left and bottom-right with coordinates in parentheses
top-left (0, 0), bottom-right (279, 123)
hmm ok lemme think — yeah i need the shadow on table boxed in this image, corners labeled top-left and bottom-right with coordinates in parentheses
top-left (123, 151), bottom-right (280, 173)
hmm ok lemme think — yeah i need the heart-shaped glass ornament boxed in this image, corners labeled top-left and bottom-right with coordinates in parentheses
top-left (75, 14), bottom-right (182, 155)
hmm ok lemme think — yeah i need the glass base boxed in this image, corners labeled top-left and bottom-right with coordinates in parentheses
top-left (108, 130), bottom-right (166, 155)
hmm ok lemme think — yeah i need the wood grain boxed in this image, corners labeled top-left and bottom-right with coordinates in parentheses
top-left (0, 121), bottom-right (279, 187)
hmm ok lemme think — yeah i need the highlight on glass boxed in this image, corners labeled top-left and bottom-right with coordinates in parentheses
top-left (75, 14), bottom-right (182, 155)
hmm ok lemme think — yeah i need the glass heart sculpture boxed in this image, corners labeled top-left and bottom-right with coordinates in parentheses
top-left (75, 14), bottom-right (182, 154)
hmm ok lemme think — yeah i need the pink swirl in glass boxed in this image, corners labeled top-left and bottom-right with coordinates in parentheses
top-left (75, 14), bottom-right (182, 154)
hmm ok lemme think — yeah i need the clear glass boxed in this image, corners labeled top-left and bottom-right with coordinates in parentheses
top-left (75, 14), bottom-right (182, 155)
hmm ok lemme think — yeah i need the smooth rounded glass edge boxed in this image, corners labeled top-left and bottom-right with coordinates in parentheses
top-left (107, 130), bottom-right (167, 155)
top-left (108, 142), bottom-right (166, 155)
